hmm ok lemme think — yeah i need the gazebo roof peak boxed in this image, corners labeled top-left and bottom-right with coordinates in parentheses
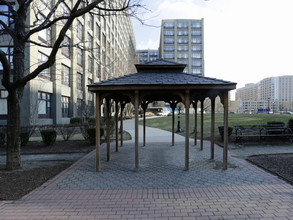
top-left (135, 59), bottom-right (186, 73)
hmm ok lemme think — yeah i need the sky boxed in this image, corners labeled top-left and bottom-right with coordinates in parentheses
top-left (131, 0), bottom-right (293, 92)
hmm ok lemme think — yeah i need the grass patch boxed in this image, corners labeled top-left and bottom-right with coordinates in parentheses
top-left (140, 113), bottom-right (293, 139)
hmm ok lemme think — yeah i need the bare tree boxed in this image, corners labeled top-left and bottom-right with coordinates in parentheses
top-left (0, 0), bottom-right (142, 170)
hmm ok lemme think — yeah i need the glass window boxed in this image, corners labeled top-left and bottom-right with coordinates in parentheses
top-left (0, 90), bottom-right (8, 118)
top-left (88, 56), bottom-right (93, 73)
top-left (77, 48), bottom-right (83, 66)
top-left (191, 30), bottom-right (202, 36)
top-left (38, 52), bottom-right (51, 80)
top-left (191, 37), bottom-right (202, 44)
top-left (178, 38), bottom-right (188, 44)
top-left (38, 91), bottom-right (51, 118)
top-left (192, 53), bottom-right (202, 58)
top-left (191, 22), bottom-right (202, 28)
top-left (37, 13), bottom-right (51, 45)
top-left (61, 64), bottom-right (70, 86)
top-left (87, 33), bottom-right (93, 49)
top-left (164, 30), bottom-right (174, 36)
top-left (88, 14), bottom-right (93, 29)
top-left (0, 4), bottom-right (15, 29)
top-left (60, 3), bottom-right (70, 24)
top-left (178, 53), bottom-right (188, 59)
top-left (177, 22), bottom-right (188, 28)
top-left (77, 72), bottom-right (83, 90)
top-left (61, 96), bottom-right (69, 118)
top-left (76, 20), bottom-right (83, 40)
top-left (0, 47), bottom-right (13, 70)
top-left (164, 22), bottom-right (174, 28)
top-left (192, 60), bottom-right (202, 67)
top-left (96, 23), bottom-right (100, 40)
top-left (62, 36), bottom-right (70, 57)
top-left (192, 68), bottom-right (202, 74)
top-left (178, 45), bottom-right (188, 51)
top-left (164, 45), bottom-right (174, 51)
top-left (164, 53), bottom-right (174, 59)
top-left (178, 30), bottom-right (188, 36)
top-left (192, 45), bottom-right (202, 51)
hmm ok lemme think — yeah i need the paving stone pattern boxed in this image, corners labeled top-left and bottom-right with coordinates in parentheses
top-left (55, 142), bottom-right (274, 190)
top-left (1, 123), bottom-right (293, 219)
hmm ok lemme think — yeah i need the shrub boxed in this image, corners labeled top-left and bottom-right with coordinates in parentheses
top-left (0, 132), bottom-right (5, 147)
top-left (57, 124), bottom-right (77, 141)
top-left (218, 126), bottom-right (233, 140)
top-left (70, 117), bottom-right (83, 124)
top-left (40, 129), bottom-right (57, 146)
top-left (20, 132), bottom-right (30, 147)
top-left (86, 127), bottom-right (105, 145)
top-left (288, 119), bottom-right (293, 132)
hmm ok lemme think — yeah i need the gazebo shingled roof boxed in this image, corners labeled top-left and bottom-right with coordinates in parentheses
top-left (88, 59), bottom-right (236, 89)
top-left (88, 59), bottom-right (236, 172)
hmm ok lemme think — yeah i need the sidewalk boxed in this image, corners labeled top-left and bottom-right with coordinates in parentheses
top-left (0, 119), bottom-right (293, 220)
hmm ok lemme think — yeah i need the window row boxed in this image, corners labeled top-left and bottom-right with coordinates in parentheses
top-left (163, 22), bottom-right (202, 29)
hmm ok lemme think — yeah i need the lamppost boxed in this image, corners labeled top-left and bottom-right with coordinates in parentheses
top-left (268, 97), bottom-right (270, 114)
top-left (177, 115), bottom-right (181, 132)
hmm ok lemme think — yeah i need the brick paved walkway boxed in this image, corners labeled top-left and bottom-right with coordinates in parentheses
top-left (1, 123), bottom-right (293, 219)
top-left (1, 144), bottom-right (293, 219)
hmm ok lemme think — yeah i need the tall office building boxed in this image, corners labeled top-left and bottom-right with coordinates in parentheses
top-left (136, 49), bottom-right (159, 64)
top-left (159, 19), bottom-right (204, 75)
top-left (0, 1), bottom-right (136, 126)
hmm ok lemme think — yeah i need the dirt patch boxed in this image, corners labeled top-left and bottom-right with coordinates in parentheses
top-left (247, 153), bottom-right (293, 184)
top-left (0, 140), bottom-right (95, 200)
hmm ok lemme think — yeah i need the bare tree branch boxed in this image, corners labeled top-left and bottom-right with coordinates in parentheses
top-left (0, 49), bottom-right (12, 91)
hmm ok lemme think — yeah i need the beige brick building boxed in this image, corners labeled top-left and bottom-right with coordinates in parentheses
top-left (0, 1), bottom-right (136, 125)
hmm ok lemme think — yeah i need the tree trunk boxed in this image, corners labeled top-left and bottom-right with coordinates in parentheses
top-left (6, 89), bottom-right (22, 170)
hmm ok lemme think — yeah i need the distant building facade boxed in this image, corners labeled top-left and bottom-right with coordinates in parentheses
top-left (0, 1), bottom-right (136, 125)
top-left (136, 49), bottom-right (159, 63)
top-left (159, 19), bottom-right (204, 75)
top-left (236, 75), bottom-right (293, 113)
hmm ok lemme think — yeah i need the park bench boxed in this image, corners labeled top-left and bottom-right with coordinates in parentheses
top-left (260, 122), bottom-right (293, 142)
top-left (234, 122), bottom-right (293, 143)
top-left (234, 125), bottom-right (265, 143)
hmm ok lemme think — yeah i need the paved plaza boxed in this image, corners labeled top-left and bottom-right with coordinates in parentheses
top-left (0, 119), bottom-right (293, 219)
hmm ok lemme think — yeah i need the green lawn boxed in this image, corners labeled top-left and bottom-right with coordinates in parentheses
top-left (140, 113), bottom-right (293, 138)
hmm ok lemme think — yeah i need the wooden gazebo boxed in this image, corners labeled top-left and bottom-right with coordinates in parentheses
top-left (88, 59), bottom-right (236, 172)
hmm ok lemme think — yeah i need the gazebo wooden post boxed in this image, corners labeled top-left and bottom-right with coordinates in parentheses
top-left (223, 91), bottom-right (229, 169)
top-left (106, 98), bottom-right (111, 161)
top-left (120, 101), bottom-right (126, 147)
top-left (185, 90), bottom-right (190, 171)
top-left (115, 99), bottom-right (119, 152)
top-left (134, 91), bottom-right (139, 171)
top-left (200, 98), bottom-right (204, 150)
top-left (141, 101), bottom-right (148, 147)
top-left (95, 93), bottom-right (101, 172)
top-left (192, 100), bottom-right (198, 146)
top-left (210, 96), bottom-right (216, 159)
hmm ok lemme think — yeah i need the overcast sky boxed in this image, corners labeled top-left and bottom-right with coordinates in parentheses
top-left (132, 0), bottom-right (293, 91)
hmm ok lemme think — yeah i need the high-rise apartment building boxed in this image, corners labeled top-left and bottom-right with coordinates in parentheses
top-left (236, 75), bottom-right (293, 113)
top-left (235, 83), bottom-right (258, 101)
top-left (159, 19), bottom-right (204, 75)
top-left (136, 49), bottom-right (159, 63)
top-left (0, 1), bottom-right (136, 126)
